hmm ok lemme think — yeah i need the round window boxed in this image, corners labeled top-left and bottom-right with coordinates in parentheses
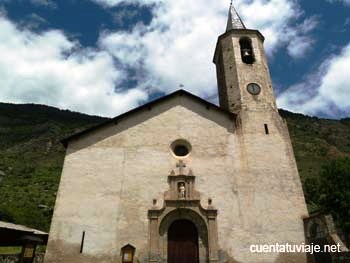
top-left (171, 139), bottom-right (191, 157)
top-left (174, 145), bottom-right (189, 156)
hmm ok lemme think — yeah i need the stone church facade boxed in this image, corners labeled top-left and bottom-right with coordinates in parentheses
top-left (44, 4), bottom-right (309, 263)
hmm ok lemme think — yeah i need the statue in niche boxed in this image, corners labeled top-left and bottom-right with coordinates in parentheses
top-left (178, 183), bottom-right (186, 199)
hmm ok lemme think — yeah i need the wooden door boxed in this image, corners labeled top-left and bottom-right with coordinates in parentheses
top-left (168, 220), bottom-right (199, 263)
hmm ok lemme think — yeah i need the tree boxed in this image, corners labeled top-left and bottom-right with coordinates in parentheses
top-left (318, 157), bottom-right (350, 246)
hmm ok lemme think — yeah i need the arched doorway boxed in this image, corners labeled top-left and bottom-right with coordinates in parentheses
top-left (168, 219), bottom-right (199, 263)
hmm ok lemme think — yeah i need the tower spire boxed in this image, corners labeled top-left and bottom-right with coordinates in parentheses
top-left (226, 1), bottom-right (246, 31)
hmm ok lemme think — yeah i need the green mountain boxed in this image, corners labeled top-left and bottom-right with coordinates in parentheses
top-left (0, 102), bottom-right (107, 231)
top-left (0, 103), bottom-right (349, 232)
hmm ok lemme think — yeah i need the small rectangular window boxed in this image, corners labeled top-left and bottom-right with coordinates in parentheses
top-left (80, 231), bottom-right (85, 253)
top-left (264, 124), bottom-right (269, 135)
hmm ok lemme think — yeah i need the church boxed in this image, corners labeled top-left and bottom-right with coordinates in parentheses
top-left (44, 4), bottom-right (309, 263)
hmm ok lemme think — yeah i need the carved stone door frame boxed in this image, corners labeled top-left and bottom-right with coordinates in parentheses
top-left (148, 163), bottom-right (219, 263)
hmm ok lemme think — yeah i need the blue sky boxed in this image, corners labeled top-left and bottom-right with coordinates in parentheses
top-left (0, 0), bottom-right (349, 118)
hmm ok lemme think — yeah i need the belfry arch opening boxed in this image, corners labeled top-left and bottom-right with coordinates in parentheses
top-left (239, 37), bottom-right (255, 64)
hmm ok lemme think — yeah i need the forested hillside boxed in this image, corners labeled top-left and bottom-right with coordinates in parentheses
top-left (0, 103), bottom-right (349, 232)
top-left (0, 102), bottom-right (106, 230)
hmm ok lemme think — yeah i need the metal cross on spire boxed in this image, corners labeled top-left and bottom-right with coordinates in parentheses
top-left (226, 0), bottom-right (246, 31)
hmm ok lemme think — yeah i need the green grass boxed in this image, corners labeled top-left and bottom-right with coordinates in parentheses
top-left (0, 247), bottom-right (21, 254)
top-left (0, 246), bottom-right (46, 254)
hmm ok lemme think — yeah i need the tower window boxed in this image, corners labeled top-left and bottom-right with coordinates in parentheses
top-left (239, 37), bottom-right (255, 64)
top-left (264, 124), bottom-right (269, 135)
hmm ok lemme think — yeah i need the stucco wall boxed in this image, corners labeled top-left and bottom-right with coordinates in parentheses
top-left (44, 95), bottom-right (308, 263)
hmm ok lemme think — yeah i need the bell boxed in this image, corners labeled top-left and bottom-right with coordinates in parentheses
top-left (242, 49), bottom-right (251, 58)
top-left (241, 48), bottom-right (254, 64)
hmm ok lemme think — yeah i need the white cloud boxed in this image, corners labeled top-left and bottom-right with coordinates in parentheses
top-left (30, 0), bottom-right (57, 9)
top-left (277, 43), bottom-right (350, 117)
top-left (285, 16), bottom-right (319, 58)
top-left (239, 0), bottom-right (303, 55)
top-left (92, 0), bottom-right (160, 7)
top-left (287, 36), bottom-right (314, 58)
top-left (98, 0), bottom-right (315, 101)
top-left (0, 17), bottom-right (148, 117)
top-left (326, 0), bottom-right (350, 5)
top-left (19, 13), bottom-right (48, 30)
top-left (0, 0), bottom-right (320, 117)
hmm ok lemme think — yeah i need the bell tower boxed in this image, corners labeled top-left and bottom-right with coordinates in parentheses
top-left (212, 6), bottom-right (309, 262)
top-left (213, 3), bottom-right (278, 115)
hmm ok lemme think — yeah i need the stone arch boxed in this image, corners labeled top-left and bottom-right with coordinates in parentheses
top-left (148, 204), bottom-right (218, 263)
top-left (158, 208), bottom-right (209, 263)
top-left (305, 218), bottom-right (332, 263)
top-left (239, 36), bottom-right (255, 64)
top-left (305, 217), bottom-right (328, 239)
top-left (160, 209), bottom-right (207, 239)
